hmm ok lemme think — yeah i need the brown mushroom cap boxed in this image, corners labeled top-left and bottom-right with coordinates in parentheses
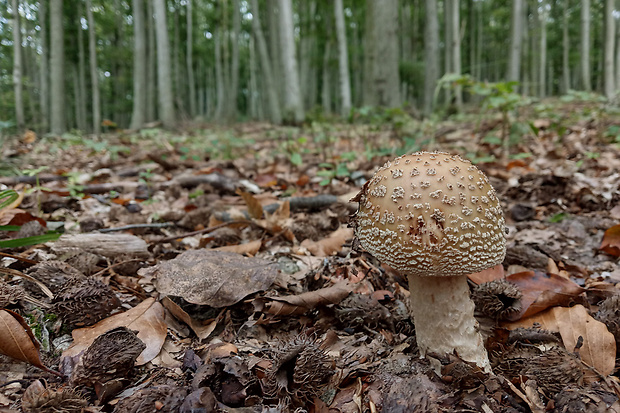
top-left (353, 151), bottom-right (506, 277)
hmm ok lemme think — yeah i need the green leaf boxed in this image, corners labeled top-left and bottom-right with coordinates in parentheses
top-left (0, 189), bottom-right (19, 210)
top-left (0, 225), bottom-right (22, 231)
top-left (290, 152), bottom-right (303, 166)
top-left (0, 232), bottom-right (61, 248)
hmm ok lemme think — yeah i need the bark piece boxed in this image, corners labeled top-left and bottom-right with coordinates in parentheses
top-left (50, 233), bottom-right (149, 258)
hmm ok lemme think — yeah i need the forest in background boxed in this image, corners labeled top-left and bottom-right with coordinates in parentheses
top-left (0, 0), bottom-right (619, 135)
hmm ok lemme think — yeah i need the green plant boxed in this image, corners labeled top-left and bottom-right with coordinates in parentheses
top-left (64, 171), bottom-right (85, 199)
top-left (316, 162), bottom-right (351, 186)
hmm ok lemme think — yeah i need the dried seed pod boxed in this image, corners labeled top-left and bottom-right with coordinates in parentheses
top-left (334, 293), bottom-right (394, 331)
top-left (595, 294), bottom-right (620, 347)
top-left (553, 383), bottom-right (620, 412)
top-left (22, 380), bottom-right (88, 413)
top-left (112, 385), bottom-right (189, 413)
top-left (70, 326), bottom-right (146, 388)
top-left (0, 280), bottom-right (26, 307)
top-left (263, 335), bottom-right (334, 406)
top-left (522, 348), bottom-right (584, 396)
top-left (53, 277), bottom-right (120, 327)
top-left (25, 260), bottom-right (85, 296)
top-left (472, 279), bottom-right (522, 320)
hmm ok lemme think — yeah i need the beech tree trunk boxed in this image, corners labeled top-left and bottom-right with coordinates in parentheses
top-left (76, 1), bottom-right (87, 131)
top-left (146, 0), bottom-right (156, 121)
top-left (423, 0), bottom-right (439, 115)
top-left (214, 31), bottom-right (225, 120)
top-left (130, 0), bottom-right (147, 130)
top-left (186, 0), bottom-right (196, 118)
top-left (603, 0), bottom-right (615, 98)
top-left (250, 0), bottom-right (281, 124)
top-left (50, 0), bottom-right (65, 135)
top-left (228, 0), bottom-right (241, 120)
top-left (561, 0), bottom-right (570, 94)
top-left (334, 0), bottom-right (351, 117)
top-left (153, 0), bottom-right (175, 128)
top-left (38, 0), bottom-right (48, 130)
top-left (322, 41), bottom-right (332, 113)
top-left (449, 0), bottom-right (462, 109)
top-left (363, 0), bottom-right (400, 107)
top-left (85, 0), bottom-right (100, 135)
top-left (11, 0), bottom-right (24, 130)
top-left (277, 0), bottom-right (304, 123)
top-left (507, 0), bottom-right (523, 83)
top-left (539, 1), bottom-right (547, 98)
top-left (581, 0), bottom-right (591, 91)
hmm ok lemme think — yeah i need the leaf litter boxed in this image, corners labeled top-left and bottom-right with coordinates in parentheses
top-left (0, 112), bottom-right (620, 411)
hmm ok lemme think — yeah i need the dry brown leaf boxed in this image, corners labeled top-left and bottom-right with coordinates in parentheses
top-left (301, 227), bottom-right (353, 257)
top-left (61, 297), bottom-right (166, 365)
top-left (503, 305), bottom-right (616, 376)
top-left (214, 239), bottom-right (262, 255)
top-left (253, 282), bottom-right (352, 316)
top-left (468, 264), bottom-right (505, 284)
top-left (505, 271), bottom-right (585, 321)
top-left (600, 224), bottom-right (620, 257)
top-left (236, 188), bottom-right (264, 219)
top-left (0, 309), bottom-right (60, 376)
top-left (161, 296), bottom-right (221, 340)
top-left (261, 200), bottom-right (291, 234)
top-left (149, 249), bottom-right (278, 307)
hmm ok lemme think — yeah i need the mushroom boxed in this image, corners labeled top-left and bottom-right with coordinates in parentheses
top-left (351, 151), bottom-right (506, 371)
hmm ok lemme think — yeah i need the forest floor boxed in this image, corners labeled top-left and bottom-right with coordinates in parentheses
top-left (0, 99), bottom-right (620, 412)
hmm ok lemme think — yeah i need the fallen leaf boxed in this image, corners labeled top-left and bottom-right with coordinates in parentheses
top-left (600, 224), bottom-right (620, 257)
top-left (468, 264), bottom-right (505, 284)
top-left (61, 297), bottom-right (166, 365)
top-left (503, 305), bottom-right (616, 376)
top-left (161, 296), bottom-right (221, 340)
top-left (0, 309), bottom-right (60, 376)
top-left (236, 188), bottom-right (264, 219)
top-left (504, 271), bottom-right (585, 320)
top-left (301, 227), bottom-right (353, 256)
top-left (253, 282), bottom-right (352, 316)
top-left (214, 239), bottom-right (262, 255)
top-left (149, 249), bottom-right (278, 307)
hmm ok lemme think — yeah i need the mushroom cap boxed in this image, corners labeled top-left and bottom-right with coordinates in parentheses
top-left (353, 152), bottom-right (506, 277)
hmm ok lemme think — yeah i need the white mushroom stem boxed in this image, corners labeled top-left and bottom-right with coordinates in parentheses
top-left (408, 274), bottom-right (491, 372)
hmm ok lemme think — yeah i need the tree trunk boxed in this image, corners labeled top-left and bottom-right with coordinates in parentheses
top-left (38, 0), bottom-right (49, 130)
top-left (214, 31), bottom-right (225, 120)
top-left (603, 0), bottom-right (615, 98)
top-left (423, 0), bottom-right (439, 115)
top-left (364, 0), bottom-right (400, 107)
top-left (228, 0), bottom-right (241, 120)
top-left (173, 3), bottom-right (183, 116)
top-left (322, 41), bottom-right (332, 113)
top-left (507, 0), bottom-right (523, 83)
top-left (186, 0), bottom-right (196, 118)
top-left (334, 0), bottom-right (351, 116)
top-left (50, 0), bottom-right (65, 135)
top-left (539, 0), bottom-right (547, 98)
top-left (561, 0), bottom-right (570, 94)
top-left (450, 0), bottom-right (462, 109)
top-left (266, 0), bottom-right (283, 105)
top-left (85, 0), bottom-right (101, 135)
top-left (11, 0), bottom-right (24, 130)
top-left (277, 0), bottom-right (304, 123)
top-left (153, 0), bottom-right (175, 128)
top-left (146, 0), bottom-right (156, 121)
top-left (580, 0), bottom-right (591, 91)
top-left (76, 1), bottom-right (88, 131)
top-left (130, 0), bottom-right (147, 130)
top-left (250, 0), bottom-right (281, 124)
top-left (616, 7), bottom-right (620, 91)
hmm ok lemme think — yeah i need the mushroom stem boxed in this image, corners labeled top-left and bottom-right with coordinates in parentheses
top-left (408, 274), bottom-right (491, 372)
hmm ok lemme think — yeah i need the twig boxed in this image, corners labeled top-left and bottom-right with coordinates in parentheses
top-left (98, 222), bottom-right (175, 233)
top-left (153, 219), bottom-right (267, 244)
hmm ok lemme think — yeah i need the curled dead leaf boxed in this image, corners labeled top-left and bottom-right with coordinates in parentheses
top-left (253, 282), bottom-right (352, 316)
top-left (503, 305), bottom-right (616, 376)
top-left (600, 224), bottom-right (620, 257)
top-left (0, 309), bottom-right (61, 376)
top-left (300, 227), bottom-right (353, 257)
top-left (504, 271), bottom-right (585, 321)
